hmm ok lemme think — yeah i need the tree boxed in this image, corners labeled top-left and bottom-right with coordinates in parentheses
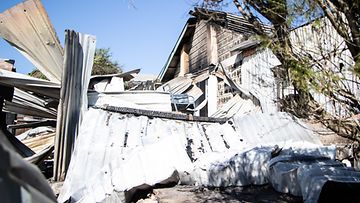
top-left (28, 69), bottom-right (48, 80)
top-left (202, 0), bottom-right (360, 142)
top-left (29, 48), bottom-right (122, 79)
top-left (313, 0), bottom-right (360, 75)
top-left (92, 48), bottom-right (122, 75)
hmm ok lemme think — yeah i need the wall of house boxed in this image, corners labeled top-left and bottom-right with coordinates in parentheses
top-left (215, 25), bottom-right (245, 108)
top-left (185, 17), bottom-right (358, 117)
top-left (240, 49), bottom-right (281, 113)
top-left (290, 18), bottom-right (359, 118)
top-left (189, 20), bottom-right (208, 72)
top-left (174, 60), bottom-right (181, 78)
top-left (217, 62), bottom-right (242, 107)
top-left (218, 48), bottom-right (282, 113)
top-left (216, 25), bottom-right (244, 62)
top-left (215, 17), bottom-right (358, 117)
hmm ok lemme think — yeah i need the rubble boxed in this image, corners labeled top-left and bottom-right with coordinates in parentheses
top-left (0, 1), bottom-right (360, 203)
top-left (0, 130), bottom-right (56, 203)
top-left (57, 106), bottom-right (334, 202)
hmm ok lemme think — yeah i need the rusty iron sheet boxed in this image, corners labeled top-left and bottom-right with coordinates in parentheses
top-left (0, 0), bottom-right (63, 83)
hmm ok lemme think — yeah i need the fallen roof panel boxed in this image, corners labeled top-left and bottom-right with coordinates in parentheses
top-left (89, 91), bottom-right (173, 112)
top-left (53, 30), bottom-right (96, 181)
top-left (3, 88), bottom-right (57, 119)
top-left (0, 0), bottom-right (63, 83)
top-left (211, 94), bottom-right (260, 118)
top-left (3, 100), bottom-right (56, 119)
top-left (0, 69), bottom-right (60, 99)
top-left (90, 69), bottom-right (140, 81)
top-left (157, 76), bottom-right (193, 94)
top-left (58, 107), bottom-right (324, 202)
top-left (233, 112), bottom-right (323, 148)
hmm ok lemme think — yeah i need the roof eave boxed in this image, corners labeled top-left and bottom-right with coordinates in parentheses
top-left (158, 18), bottom-right (197, 82)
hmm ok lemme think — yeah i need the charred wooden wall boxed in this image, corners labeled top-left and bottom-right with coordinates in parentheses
top-left (215, 25), bottom-right (244, 107)
top-left (189, 20), bottom-right (208, 72)
top-left (216, 25), bottom-right (243, 62)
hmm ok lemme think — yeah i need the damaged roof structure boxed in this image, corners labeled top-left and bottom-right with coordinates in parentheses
top-left (1, 1), bottom-right (360, 203)
top-left (157, 8), bottom-right (359, 118)
top-left (58, 107), bottom-right (335, 202)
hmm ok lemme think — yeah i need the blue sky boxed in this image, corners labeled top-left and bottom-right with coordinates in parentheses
top-left (0, 0), bottom-right (199, 75)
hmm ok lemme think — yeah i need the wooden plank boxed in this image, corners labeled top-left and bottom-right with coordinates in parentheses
top-left (179, 44), bottom-right (190, 76)
top-left (7, 120), bottom-right (56, 130)
top-left (207, 24), bottom-right (218, 65)
top-left (97, 105), bottom-right (227, 124)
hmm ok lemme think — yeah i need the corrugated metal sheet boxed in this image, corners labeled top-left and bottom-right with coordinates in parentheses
top-left (0, 69), bottom-right (60, 99)
top-left (237, 48), bottom-right (281, 113)
top-left (290, 17), bottom-right (358, 118)
top-left (54, 30), bottom-right (96, 181)
top-left (211, 94), bottom-right (260, 118)
top-left (217, 17), bottom-right (357, 118)
top-left (88, 91), bottom-right (172, 112)
top-left (58, 107), bottom-right (323, 202)
top-left (185, 85), bottom-right (203, 101)
top-left (0, 0), bottom-right (63, 83)
top-left (90, 69), bottom-right (140, 82)
top-left (157, 76), bottom-right (192, 94)
top-left (3, 88), bottom-right (57, 119)
top-left (224, 17), bottom-right (358, 118)
top-left (89, 69), bottom-right (140, 92)
top-left (268, 153), bottom-right (360, 202)
top-left (233, 112), bottom-right (322, 148)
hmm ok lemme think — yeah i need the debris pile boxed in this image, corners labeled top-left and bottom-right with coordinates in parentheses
top-left (0, 1), bottom-right (360, 203)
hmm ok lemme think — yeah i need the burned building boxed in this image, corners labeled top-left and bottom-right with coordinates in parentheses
top-left (158, 8), bottom-right (274, 117)
top-left (1, 1), bottom-right (360, 203)
top-left (158, 8), bottom-right (360, 118)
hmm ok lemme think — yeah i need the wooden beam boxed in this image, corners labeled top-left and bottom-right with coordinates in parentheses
top-left (179, 44), bottom-right (190, 76)
top-left (97, 105), bottom-right (227, 124)
top-left (207, 23), bottom-right (218, 65)
top-left (7, 120), bottom-right (56, 130)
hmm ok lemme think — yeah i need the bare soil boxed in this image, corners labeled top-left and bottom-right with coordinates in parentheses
top-left (137, 185), bottom-right (302, 203)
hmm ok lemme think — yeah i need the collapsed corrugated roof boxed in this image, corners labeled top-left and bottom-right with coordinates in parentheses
top-left (211, 94), bottom-right (260, 118)
top-left (0, 69), bottom-right (60, 99)
top-left (3, 88), bottom-right (57, 119)
top-left (233, 112), bottom-right (323, 147)
top-left (90, 69), bottom-right (140, 83)
top-left (89, 91), bottom-right (172, 112)
top-left (58, 107), bottom-right (325, 202)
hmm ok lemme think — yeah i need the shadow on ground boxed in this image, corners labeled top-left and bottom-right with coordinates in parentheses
top-left (138, 184), bottom-right (302, 203)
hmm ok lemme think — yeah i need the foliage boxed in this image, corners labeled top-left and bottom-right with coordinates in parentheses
top-left (92, 48), bottom-right (122, 75)
top-left (29, 48), bottom-right (122, 79)
top-left (28, 69), bottom-right (48, 80)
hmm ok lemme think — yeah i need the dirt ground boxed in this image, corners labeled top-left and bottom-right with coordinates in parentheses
top-left (302, 119), bottom-right (352, 146)
top-left (136, 185), bottom-right (302, 203)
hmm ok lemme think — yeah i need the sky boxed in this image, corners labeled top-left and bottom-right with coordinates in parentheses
top-left (0, 0), bottom-right (200, 75)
